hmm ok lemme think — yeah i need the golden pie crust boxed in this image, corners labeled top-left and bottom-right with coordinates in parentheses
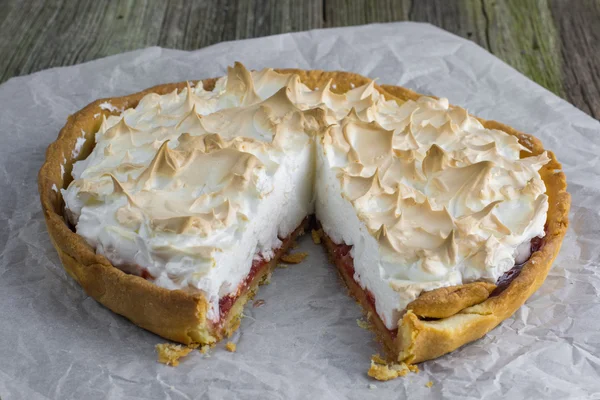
top-left (38, 68), bottom-right (570, 367)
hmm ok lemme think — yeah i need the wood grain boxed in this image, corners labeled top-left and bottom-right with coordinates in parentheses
top-left (550, 0), bottom-right (600, 119)
top-left (482, 0), bottom-right (565, 97)
top-left (0, 0), bottom-right (598, 118)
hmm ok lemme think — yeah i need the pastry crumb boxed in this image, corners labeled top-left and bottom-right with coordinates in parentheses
top-left (311, 229), bottom-right (323, 244)
top-left (260, 271), bottom-right (272, 285)
top-left (371, 354), bottom-right (387, 364)
top-left (291, 241), bottom-right (299, 249)
top-left (356, 319), bottom-right (371, 329)
top-left (199, 345), bottom-right (210, 354)
top-left (253, 299), bottom-right (266, 308)
top-left (281, 252), bottom-right (308, 264)
top-left (156, 343), bottom-right (194, 367)
top-left (225, 342), bottom-right (237, 352)
top-left (426, 381), bottom-right (434, 388)
top-left (368, 383), bottom-right (377, 390)
top-left (368, 354), bottom-right (419, 381)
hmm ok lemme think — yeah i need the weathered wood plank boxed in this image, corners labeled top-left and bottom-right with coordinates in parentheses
top-left (482, 0), bottom-right (565, 97)
top-left (550, 0), bottom-right (600, 119)
top-left (409, 0), bottom-right (488, 50)
top-left (0, 0), bottom-right (598, 118)
top-left (156, 0), bottom-right (322, 49)
top-left (0, 0), bottom-right (56, 82)
top-left (323, 0), bottom-right (410, 25)
top-left (0, 0), bottom-right (169, 83)
top-left (0, 0), bottom-right (322, 83)
top-left (231, 0), bottom-right (323, 40)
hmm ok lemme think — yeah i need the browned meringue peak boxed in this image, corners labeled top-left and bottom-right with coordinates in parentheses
top-left (391, 125), bottom-right (420, 151)
top-left (493, 153), bottom-right (551, 198)
top-left (250, 67), bottom-right (299, 99)
top-left (419, 230), bottom-right (458, 275)
top-left (152, 244), bottom-right (219, 263)
top-left (371, 98), bottom-right (419, 130)
top-left (455, 200), bottom-right (511, 237)
top-left (102, 139), bottom-right (267, 218)
top-left (374, 209), bottom-right (449, 261)
top-left (134, 141), bottom-right (180, 190)
top-left (445, 104), bottom-right (470, 127)
top-left (98, 114), bottom-right (111, 134)
top-left (78, 140), bottom-right (162, 184)
top-left (175, 132), bottom-right (227, 153)
top-left (197, 86), bottom-right (321, 144)
top-left (107, 162), bottom-right (262, 236)
top-left (340, 169), bottom-right (388, 203)
top-left (156, 148), bottom-right (261, 193)
top-left (397, 198), bottom-right (455, 236)
top-left (149, 200), bottom-right (241, 236)
top-left (426, 161), bottom-right (495, 216)
top-left (503, 194), bottom-right (548, 236)
top-left (173, 83), bottom-right (197, 110)
top-left (165, 82), bottom-right (199, 117)
top-left (376, 220), bottom-right (454, 266)
top-left (422, 144), bottom-right (458, 178)
top-left (151, 90), bottom-right (188, 123)
top-left (123, 84), bottom-right (209, 131)
top-left (380, 150), bottom-right (425, 188)
top-left (518, 152), bottom-right (551, 171)
top-left (100, 113), bottom-right (172, 150)
top-left (322, 110), bottom-right (396, 172)
top-left (520, 175), bottom-right (547, 198)
top-left (306, 80), bottom-right (379, 121)
top-left (361, 200), bottom-right (402, 233)
top-left (226, 62), bottom-right (262, 107)
top-left (412, 119), bottom-right (462, 150)
top-left (103, 143), bottom-right (114, 156)
top-left (325, 79), bottom-right (376, 108)
top-left (174, 133), bottom-right (276, 173)
top-left (175, 104), bottom-right (206, 135)
top-left (469, 126), bottom-right (529, 153)
top-left (340, 110), bottom-right (394, 165)
top-left (115, 204), bottom-right (145, 230)
top-left (252, 70), bottom-right (379, 120)
top-left (114, 160), bottom-right (147, 175)
top-left (69, 176), bottom-right (110, 197)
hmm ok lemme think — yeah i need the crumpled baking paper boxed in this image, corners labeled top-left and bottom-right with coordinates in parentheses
top-left (0, 22), bottom-right (598, 400)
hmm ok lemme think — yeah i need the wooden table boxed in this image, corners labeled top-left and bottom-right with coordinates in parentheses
top-left (1, 0), bottom-right (598, 118)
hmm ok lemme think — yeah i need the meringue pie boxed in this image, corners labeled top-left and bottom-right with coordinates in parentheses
top-left (39, 63), bottom-right (569, 374)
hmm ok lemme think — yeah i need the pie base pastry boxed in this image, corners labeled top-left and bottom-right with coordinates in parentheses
top-left (38, 68), bottom-right (570, 369)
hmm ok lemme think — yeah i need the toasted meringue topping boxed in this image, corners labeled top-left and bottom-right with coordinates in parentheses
top-left (64, 63), bottom-right (549, 328)
top-left (317, 91), bottom-right (548, 327)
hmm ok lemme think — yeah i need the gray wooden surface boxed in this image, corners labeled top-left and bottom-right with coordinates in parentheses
top-left (1, 0), bottom-right (598, 118)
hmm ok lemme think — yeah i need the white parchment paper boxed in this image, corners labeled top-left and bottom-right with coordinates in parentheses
top-left (0, 22), bottom-right (599, 399)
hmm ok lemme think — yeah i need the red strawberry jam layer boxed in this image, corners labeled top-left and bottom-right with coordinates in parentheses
top-left (490, 235), bottom-right (545, 297)
top-left (218, 255), bottom-right (269, 320)
top-left (216, 223), bottom-right (304, 324)
top-left (331, 241), bottom-right (397, 339)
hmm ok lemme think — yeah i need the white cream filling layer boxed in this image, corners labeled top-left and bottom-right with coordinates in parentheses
top-left (63, 63), bottom-right (549, 328)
